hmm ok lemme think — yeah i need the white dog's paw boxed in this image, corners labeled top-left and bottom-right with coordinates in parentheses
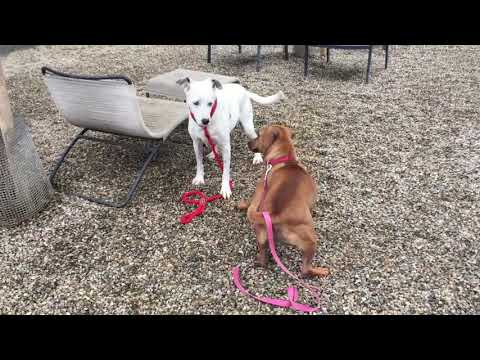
top-left (192, 175), bottom-right (205, 186)
top-left (206, 151), bottom-right (215, 161)
top-left (220, 183), bottom-right (232, 199)
top-left (253, 153), bottom-right (263, 165)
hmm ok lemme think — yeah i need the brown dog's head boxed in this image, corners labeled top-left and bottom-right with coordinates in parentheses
top-left (248, 125), bottom-right (294, 156)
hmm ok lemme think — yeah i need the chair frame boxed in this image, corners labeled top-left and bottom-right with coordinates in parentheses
top-left (42, 66), bottom-right (163, 208)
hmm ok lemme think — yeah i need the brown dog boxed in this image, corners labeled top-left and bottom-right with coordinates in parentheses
top-left (238, 124), bottom-right (329, 278)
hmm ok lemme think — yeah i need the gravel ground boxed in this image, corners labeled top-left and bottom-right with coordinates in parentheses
top-left (0, 45), bottom-right (479, 314)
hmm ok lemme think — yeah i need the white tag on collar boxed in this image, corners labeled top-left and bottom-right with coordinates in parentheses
top-left (264, 164), bottom-right (273, 180)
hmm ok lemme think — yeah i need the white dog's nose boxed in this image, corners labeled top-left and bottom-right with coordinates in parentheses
top-left (201, 118), bottom-right (209, 125)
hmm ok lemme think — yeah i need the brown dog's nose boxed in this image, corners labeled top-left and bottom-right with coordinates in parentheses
top-left (248, 139), bottom-right (258, 152)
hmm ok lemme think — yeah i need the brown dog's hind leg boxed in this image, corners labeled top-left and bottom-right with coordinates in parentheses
top-left (300, 242), bottom-right (330, 278)
top-left (283, 226), bottom-right (330, 278)
top-left (254, 225), bottom-right (268, 267)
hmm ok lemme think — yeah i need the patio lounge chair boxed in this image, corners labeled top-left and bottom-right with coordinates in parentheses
top-left (207, 45), bottom-right (289, 72)
top-left (41, 66), bottom-right (188, 208)
top-left (303, 45), bottom-right (390, 83)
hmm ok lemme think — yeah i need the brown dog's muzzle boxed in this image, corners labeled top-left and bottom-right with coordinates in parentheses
top-left (248, 139), bottom-right (258, 152)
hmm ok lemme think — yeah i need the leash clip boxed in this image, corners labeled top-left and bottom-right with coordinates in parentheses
top-left (264, 163), bottom-right (273, 180)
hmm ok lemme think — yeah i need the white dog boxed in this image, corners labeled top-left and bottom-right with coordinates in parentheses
top-left (177, 77), bottom-right (286, 199)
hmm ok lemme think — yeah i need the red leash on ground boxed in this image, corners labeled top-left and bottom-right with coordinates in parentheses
top-left (180, 127), bottom-right (233, 224)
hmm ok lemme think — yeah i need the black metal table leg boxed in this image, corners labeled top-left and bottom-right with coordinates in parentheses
top-left (304, 45), bottom-right (309, 79)
top-left (366, 45), bottom-right (373, 83)
top-left (207, 45), bottom-right (212, 63)
top-left (238, 45), bottom-right (242, 53)
top-left (284, 45), bottom-right (289, 60)
top-left (385, 45), bottom-right (389, 69)
top-left (256, 46), bottom-right (262, 72)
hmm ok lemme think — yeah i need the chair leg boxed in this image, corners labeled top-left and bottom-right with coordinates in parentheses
top-left (256, 45), bottom-right (262, 72)
top-left (327, 48), bottom-right (330, 63)
top-left (366, 45), bottom-right (373, 84)
top-left (49, 128), bottom-right (89, 184)
top-left (304, 45), bottom-right (309, 79)
top-left (238, 45), bottom-right (242, 54)
top-left (385, 45), bottom-right (389, 69)
top-left (49, 129), bottom-right (161, 208)
top-left (284, 45), bottom-right (289, 60)
top-left (207, 45), bottom-right (212, 63)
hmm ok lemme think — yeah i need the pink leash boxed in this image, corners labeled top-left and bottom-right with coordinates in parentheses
top-left (232, 159), bottom-right (324, 313)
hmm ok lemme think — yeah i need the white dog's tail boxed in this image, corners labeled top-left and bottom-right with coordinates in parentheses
top-left (246, 90), bottom-right (287, 105)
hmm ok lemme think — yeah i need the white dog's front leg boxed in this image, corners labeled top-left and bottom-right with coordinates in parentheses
top-left (239, 105), bottom-right (263, 165)
top-left (192, 139), bottom-right (205, 185)
top-left (220, 143), bottom-right (232, 199)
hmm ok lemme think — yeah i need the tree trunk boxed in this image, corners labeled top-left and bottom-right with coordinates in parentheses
top-left (0, 59), bottom-right (52, 227)
top-left (0, 61), bottom-right (14, 140)
top-left (0, 60), bottom-right (17, 224)
top-left (0, 60), bottom-right (14, 170)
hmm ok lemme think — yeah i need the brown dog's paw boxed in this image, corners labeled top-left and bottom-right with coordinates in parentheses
top-left (301, 267), bottom-right (330, 278)
top-left (237, 199), bottom-right (249, 211)
top-left (310, 267), bottom-right (330, 277)
top-left (254, 255), bottom-right (268, 268)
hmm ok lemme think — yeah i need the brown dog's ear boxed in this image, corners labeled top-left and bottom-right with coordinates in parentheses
top-left (263, 127), bottom-right (279, 153)
top-left (286, 127), bottom-right (295, 139)
top-left (176, 77), bottom-right (190, 90)
top-left (211, 79), bottom-right (223, 90)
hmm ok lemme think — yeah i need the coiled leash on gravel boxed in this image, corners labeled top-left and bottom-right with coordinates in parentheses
top-left (180, 100), bottom-right (233, 224)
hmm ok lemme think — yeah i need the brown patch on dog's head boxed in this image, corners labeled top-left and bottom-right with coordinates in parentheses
top-left (248, 124), bottom-right (294, 156)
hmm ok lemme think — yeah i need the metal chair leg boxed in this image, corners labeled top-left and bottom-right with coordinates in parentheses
top-left (256, 46), bottom-right (262, 72)
top-left (49, 128), bottom-right (89, 186)
top-left (304, 45), bottom-right (309, 79)
top-left (238, 45), bottom-right (242, 53)
top-left (207, 45), bottom-right (212, 63)
top-left (327, 48), bottom-right (330, 63)
top-left (284, 45), bottom-right (289, 60)
top-left (49, 129), bottom-right (161, 208)
top-left (385, 45), bottom-right (389, 69)
top-left (366, 45), bottom-right (373, 83)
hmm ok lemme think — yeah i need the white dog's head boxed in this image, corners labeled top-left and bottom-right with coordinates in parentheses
top-left (176, 77), bottom-right (222, 127)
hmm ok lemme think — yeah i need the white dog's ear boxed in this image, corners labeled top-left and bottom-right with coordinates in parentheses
top-left (176, 77), bottom-right (191, 90)
top-left (211, 79), bottom-right (223, 90)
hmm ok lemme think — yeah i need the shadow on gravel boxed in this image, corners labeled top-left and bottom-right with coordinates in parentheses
top-left (0, 45), bottom-right (37, 57)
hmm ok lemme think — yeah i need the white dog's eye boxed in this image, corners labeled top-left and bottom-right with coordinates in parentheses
top-left (193, 101), bottom-right (200, 106)
top-left (207, 102), bottom-right (213, 107)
